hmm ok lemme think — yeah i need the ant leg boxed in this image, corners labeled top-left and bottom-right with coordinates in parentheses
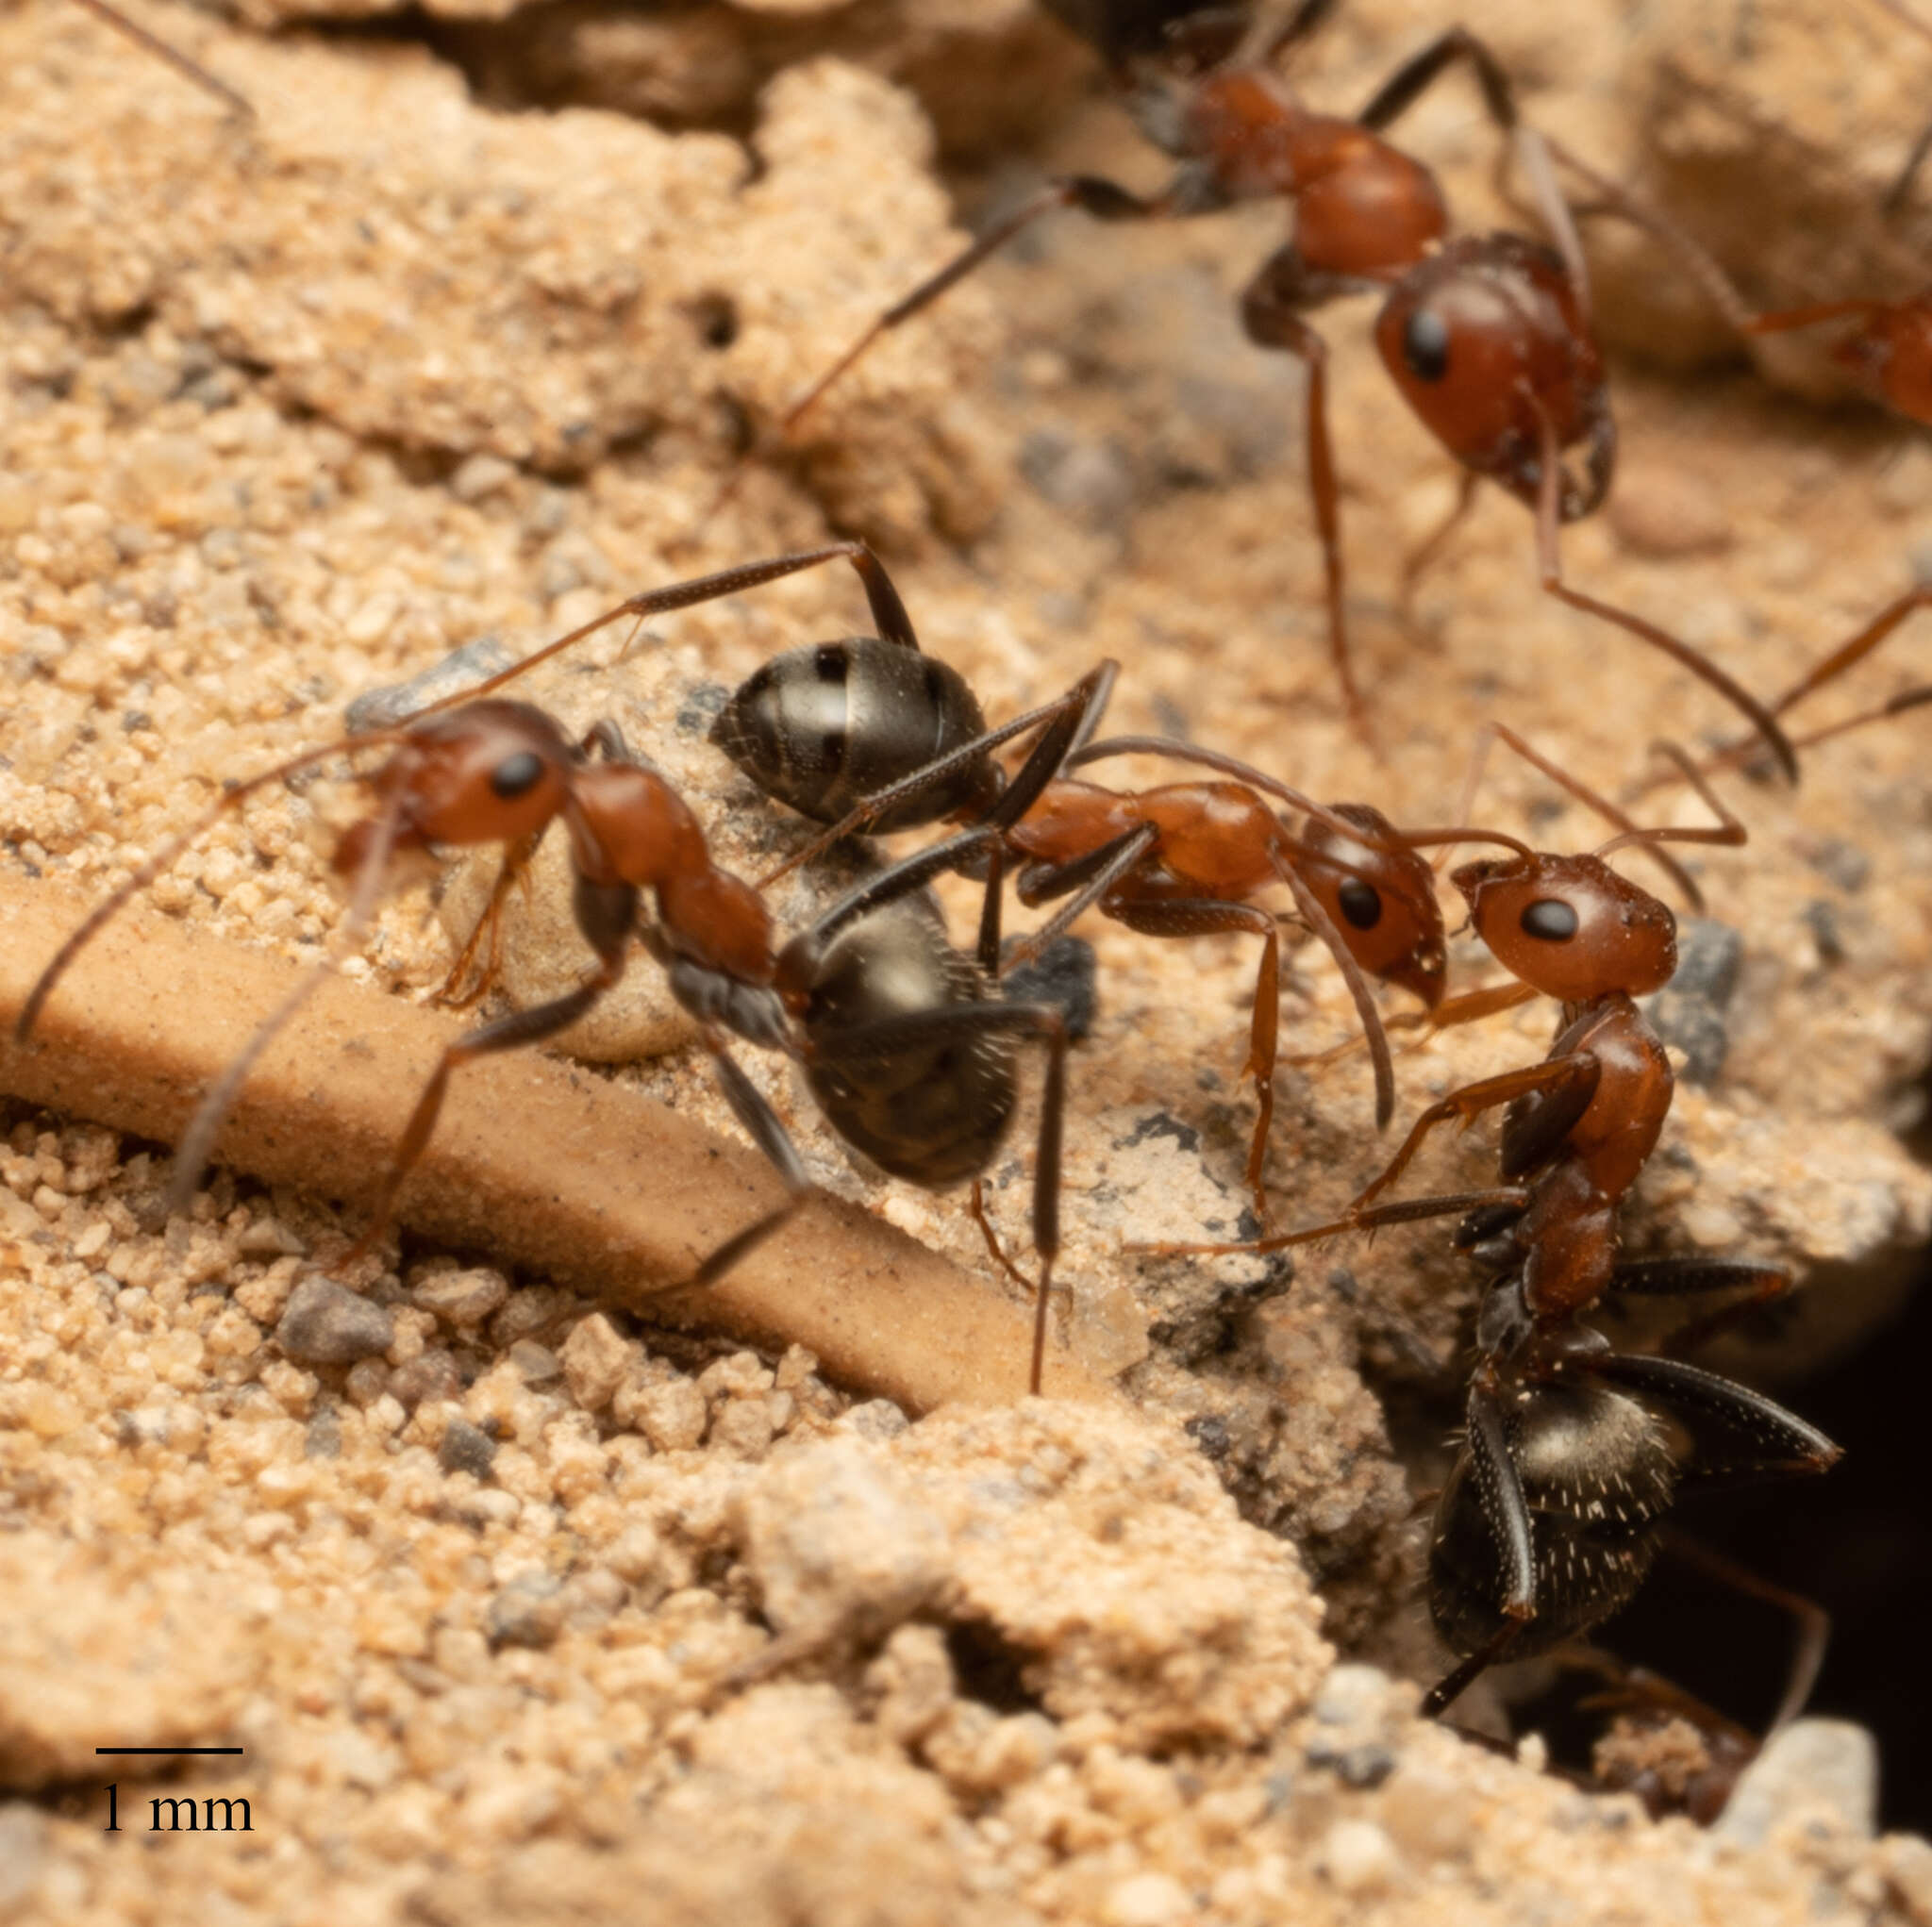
top-left (1129, 1185), bottom-right (1529, 1260)
top-left (1594, 1354), bottom-right (1842, 1484)
top-left (824, 999), bottom-right (1068, 1395)
top-left (1007, 825), bottom-right (1158, 955)
top-left (1766, 584), bottom-right (1932, 722)
top-left (1400, 470), bottom-right (1480, 624)
top-left (341, 956), bottom-right (626, 1268)
top-left (14, 717), bottom-right (424, 1045)
top-left (162, 788), bottom-right (413, 1217)
top-left (1424, 1369), bottom-right (1539, 1719)
top-left (756, 659), bottom-right (1120, 887)
top-left (1653, 1534), bottom-right (1832, 1736)
top-left (1107, 898), bottom-right (1281, 1221)
top-left (436, 832), bottom-right (541, 1008)
top-left (969, 1177), bottom-right (1034, 1294)
top-left (684, 1046), bottom-right (818, 1287)
top-left (1239, 250), bottom-right (1366, 739)
top-left (769, 176), bottom-right (1177, 443)
top-left (342, 875), bottom-right (638, 1264)
top-left (436, 543), bottom-right (907, 719)
top-left (1355, 25), bottom-right (1520, 137)
top-left (1529, 410), bottom-right (1799, 783)
top-left (66, 0), bottom-right (255, 119)
top-left (1355, 1053), bottom-right (1600, 1214)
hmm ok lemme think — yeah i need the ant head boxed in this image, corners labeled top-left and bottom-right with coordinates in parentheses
top-left (1451, 851), bottom-right (1676, 1002)
top-left (1852, 299), bottom-right (1932, 424)
top-left (337, 700), bottom-right (574, 875)
top-left (1297, 804), bottom-right (1447, 1007)
top-left (1374, 234), bottom-right (1611, 515)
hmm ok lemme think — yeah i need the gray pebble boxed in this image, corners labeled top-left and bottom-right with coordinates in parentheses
top-left (1715, 1718), bottom-right (1878, 1845)
top-left (439, 1416), bottom-right (498, 1479)
top-left (1003, 935), bottom-right (1099, 1041)
top-left (487, 1573), bottom-right (566, 1650)
top-left (304, 1407), bottom-right (343, 1460)
top-left (343, 637), bottom-right (516, 735)
top-left (1643, 917), bottom-right (1743, 1087)
top-left (275, 1276), bottom-right (395, 1366)
top-left (842, 1399), bottom-right (910, 1443)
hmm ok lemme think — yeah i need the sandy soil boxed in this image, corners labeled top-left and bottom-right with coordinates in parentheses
top-left (3, 0), bottom-right (1932, 1920)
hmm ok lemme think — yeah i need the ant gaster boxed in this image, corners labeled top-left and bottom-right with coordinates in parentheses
top-left (1147, 746), bottom-right (1840, 1715)
top-left (722, 0), bottom-right (1796, 776)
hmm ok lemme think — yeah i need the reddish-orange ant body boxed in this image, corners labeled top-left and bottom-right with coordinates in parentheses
top-left (724, 0), bottom-right (1794, 775)
top-left (1143, 744), bottom-right (1840, 1715)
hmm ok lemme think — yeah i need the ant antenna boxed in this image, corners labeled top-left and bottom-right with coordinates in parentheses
top-left (14, 723), bottom-right (411, 1046)
top-left (163, 789), bottom-right (408, 1215)
top-left (1591, 742), bottom-right (1747, 864)
top-left (66, 0), bottom-right (255, 119)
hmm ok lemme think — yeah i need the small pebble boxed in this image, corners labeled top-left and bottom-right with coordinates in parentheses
top-left (1318, 1819), bottom-right (1405, 1896)
top-left (1716, 1718), bottom-right (1878, 1846)
top-left (560, 1314), bottom-right (630, 1411)
top-left (439, 1417), bottom-right (498, 1479)
top-left (275, 1277), bottom-right (395, 1366)
top-left (343, 638), bottom-right (515, 735)
top-left (486, 1574), bottom-right (566, 1651)
top-left (1101, 1871), bottom-right (1190, 1926)
top-left (412, 1267), bottom-right (509, 1328)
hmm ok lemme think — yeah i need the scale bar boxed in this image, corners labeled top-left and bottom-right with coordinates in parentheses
top-left (95, 1747), bottom-right (244, 1756)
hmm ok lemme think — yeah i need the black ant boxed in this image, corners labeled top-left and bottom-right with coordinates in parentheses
top-left (59, 0), bottom-right (254, 119)
top-left (1141, 743), bottom-right (1841, 1716)
top-left (406, 542), bottom-right (1122, 997)
top-left (712, 0), bottom-right (1796, 776)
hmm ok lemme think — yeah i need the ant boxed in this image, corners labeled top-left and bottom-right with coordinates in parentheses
top-left (1140, 741), bottom-right (1840, 1716)
top-left (713, 0), bottom-right (1796, 776)
top-left (60, 0), bottom-right (254, 119)
top-left (404, 542), bottom-right (1123, 997)
top-left (12, 657), bottom-right (1095, 1392)
top-left (10, 697), bottom-right (812, 1284)
top-left (992, 732), bottom-right (1433, 1211)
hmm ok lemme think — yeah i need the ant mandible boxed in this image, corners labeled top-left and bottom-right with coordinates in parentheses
top-left (1141, 741), bottom-right (1840, 1715)
top-left (718, 0), bottom-right (1796, 776)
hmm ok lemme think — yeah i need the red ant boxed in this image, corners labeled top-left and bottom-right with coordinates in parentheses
top-left (1141, 740), bottom-right (1840, 1716)
top-left (713, 0), bottom-right (1796, 776)
top-left (449, 545), bottom-right (1465, 1224)
top-left (59, 0), bottom-right (254, 119)
top-left (11, 698), bottom-right (809, 1280)
top-left (12, 655), bottom-right (1096, 1392)
top-left (991, 734), bottom-right (1432, 1214)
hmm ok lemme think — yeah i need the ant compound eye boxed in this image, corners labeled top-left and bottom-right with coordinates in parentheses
top-left (1403, 307), bottom-right (1451, 382)
top-left (1338, 877), bottom-right (1383, 930)
top-left (1520, 898), bottom-right (1580, 942)
top-left (491, 750), bottom-right (547, 801)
